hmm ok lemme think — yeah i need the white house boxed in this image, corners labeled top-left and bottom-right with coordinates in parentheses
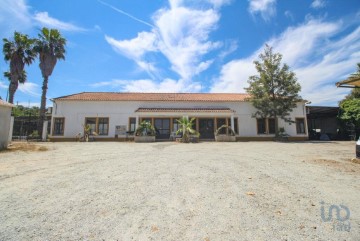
top-left (49, 92), bottom-right (308, 141)
top-left (0, 99), bottom-right (14, 149)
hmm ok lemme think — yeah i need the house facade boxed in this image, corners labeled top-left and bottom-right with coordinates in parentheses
top-left (0, 99), bottom-right (14, 149)
top-left (49, 92), bottom-right (308, 141)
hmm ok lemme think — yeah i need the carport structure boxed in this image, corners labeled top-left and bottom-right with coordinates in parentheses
top-left (336, 77), bottom-right (360, 88)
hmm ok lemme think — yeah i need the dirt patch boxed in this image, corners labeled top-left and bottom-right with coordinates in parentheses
top-left (308, 158), bottom-right (360, 173)
top-left (350, 158), bottom-right (360, 164)
top-left (0, 141), bottom-right (359, 240)
top-left (4, 142), bottom-right (48, 152)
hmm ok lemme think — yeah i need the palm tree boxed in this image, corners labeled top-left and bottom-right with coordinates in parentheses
top-left (34, 27), bottom-right (66, 134)
top-left (2, 31), bottom-right (36, 103)
top-left (135, 121), bottom-right (156, 136)
top-left (175, 117), bottom-right (199, 143)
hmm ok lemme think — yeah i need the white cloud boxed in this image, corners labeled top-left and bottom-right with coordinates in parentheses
top-left (207, 0), bottom-right (232, 8)
top-left (105, 32), bottom-right (158, 78)
top-left (105, 0), bottom-right (222, 81)
top-left (0, 0), bottom-right (32, 36)
top-left (154, 5), bottom-right (220, 79)
top-left (105, 32), bottom-right (157, 61)
top-left (284, 10), bottom-right (294, 21)
top-left (248, 0), bottom-right (277, 21)
top-left (268, 19), bottom-right (340, 66)
top-left (0, 81), bottom-right (7, 89)
top-left (211, 20), bottom-right (360, 105)
top-left (219, 40), bottom-right (238, 59)
top-left (91, 78), bottom-right (201, 92)
top-left (18, 82), bottom-right (40, 97)
top-left (311, 0), bottom-right (326, 9)
top-left (33, 12), bottom-right (86, 32)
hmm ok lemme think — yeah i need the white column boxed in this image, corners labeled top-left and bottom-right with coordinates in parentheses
top-left (135, 116), bottom-right (139, 129)
top-left (42, 120), bottom-right (48, 141)
top-left (8, 116), bottom-right (14, 143)
top-left (230, 115), bottom-right (235, 131)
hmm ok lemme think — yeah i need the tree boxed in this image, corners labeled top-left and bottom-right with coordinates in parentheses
top-left (2, 32), bottom-right (36, 103)
top-left (176, 117), bottom-right (199, 143)
top-left (338, 63), bottom-right (360, 139)
top-left (341, 63), bottom-right (360, 101)
top-left (12, 105), bottom-right (40, 117)
top-left (34, 27), bottom-right (66, 134)
top-left (246, 45), bottom-right (302, 134)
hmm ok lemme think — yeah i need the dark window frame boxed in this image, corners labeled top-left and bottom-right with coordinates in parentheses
top-left (85, 117), bottom-right (109, 136)
top-left (53, 117), bottom-right (65, 136)
top-left (296, 118), bottom-right (306, 134)
top-left (257, 118), bottom-right (267, 134)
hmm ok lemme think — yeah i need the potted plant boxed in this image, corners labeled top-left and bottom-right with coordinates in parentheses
top-left (274, 127), bottom-right (290, 142)
top-left (134, 121), bottom-right (156, 142)
top-left (175, 117), bottom-right (200, 143)
top-left (215, 125), bottom-right (236, 142)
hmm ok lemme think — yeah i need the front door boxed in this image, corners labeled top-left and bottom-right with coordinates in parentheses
top-left (154, 118), bottom-right (170, 139)
top-left (199, 118), bottom-right (215, 139)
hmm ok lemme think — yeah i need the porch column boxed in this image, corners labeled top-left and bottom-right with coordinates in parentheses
top-left (8, 116), bottom-right (14, 143)
top-left (42, 120), bottom-right (48, 141)
top-left (230, 115), bottom-right (235, 131)
top-left (135, 116), bottom-right (140, 129)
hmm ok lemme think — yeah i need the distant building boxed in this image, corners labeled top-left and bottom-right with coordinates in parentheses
top-left (49, 92), bottom-right (309, 141)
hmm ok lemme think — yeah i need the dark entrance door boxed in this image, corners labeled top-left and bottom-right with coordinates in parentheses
top-left (154, 118), bottom-right (170, 139)
top-left (199, 118), bottom-right (215, 139)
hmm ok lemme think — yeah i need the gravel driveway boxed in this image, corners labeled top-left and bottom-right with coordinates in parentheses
top-left (0, 141), bottom-right (359, 240)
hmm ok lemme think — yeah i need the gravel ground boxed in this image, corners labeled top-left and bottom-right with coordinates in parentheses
top-left (0, 141), bottom-right (359, 241)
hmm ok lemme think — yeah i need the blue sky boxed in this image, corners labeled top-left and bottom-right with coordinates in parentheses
top-left (0, 0), bottom-right (359, 107)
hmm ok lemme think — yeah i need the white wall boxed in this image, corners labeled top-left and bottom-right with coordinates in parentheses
top-left (50, 100), bottom-right (307, 139)
top-left (0, 105), bottom-right (13, 149)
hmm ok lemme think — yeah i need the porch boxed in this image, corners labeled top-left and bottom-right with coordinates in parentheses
top-left (133, 108), bottom-right (238, 141)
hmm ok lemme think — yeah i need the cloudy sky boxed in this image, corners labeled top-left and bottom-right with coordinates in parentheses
top-left (0, 0), bottom-right (359, 106)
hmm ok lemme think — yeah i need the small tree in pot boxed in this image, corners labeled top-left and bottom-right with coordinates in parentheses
top-left (175, 117), bottom-right (200, 143)
top-left (135, 121), bottom-right (156, 142)
top-left (215, 125), bottom-right (236, 142)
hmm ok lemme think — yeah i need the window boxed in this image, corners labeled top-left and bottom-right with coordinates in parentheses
top-left (268, 118), bottom-right (276, 134)
top-left (296, 118), bottom-right (306, 134)
top-left (53, 118), bottom-right (65, 135)
top-left (85, 117), bottom-right (109, 136)
top-left (227, 117), bottom-right (239, 134)
top-left (129, 118), bottom-right (136, 132)
top-left (257, 118), bottom-right (266, 134)
top-left (189, 117), bottom-right (197, 131)
top-left (85, 118), bottom-right (96, 134)
top-left (98, 118), bottom-right (109, 135)
top-left (234, 118), bottom-right (238, 134)
top-left (172, 118), bottom-right (180, 132)
top-left (257, 118), bottom-right (278, 135)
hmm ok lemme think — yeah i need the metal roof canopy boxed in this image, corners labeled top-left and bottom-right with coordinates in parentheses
top-left (307, 106), bottom-right (339, 118)
top-left (336, 77), bottom-right (360, 88)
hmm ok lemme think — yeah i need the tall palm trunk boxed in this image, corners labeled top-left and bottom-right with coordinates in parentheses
top-left (7, 77), bottom-right (18, 104)
top-left (38, 75), bottom-right (49, 136)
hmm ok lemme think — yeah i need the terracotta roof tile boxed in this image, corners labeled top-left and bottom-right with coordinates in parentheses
top-left (54, 92), bottom-right (250, 102)
top-left (135, 107), bottom-right (234, 113)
